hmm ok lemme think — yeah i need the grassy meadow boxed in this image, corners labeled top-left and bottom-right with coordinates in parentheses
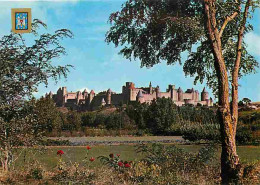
top-left (12, 144), bottom-right (260, 170)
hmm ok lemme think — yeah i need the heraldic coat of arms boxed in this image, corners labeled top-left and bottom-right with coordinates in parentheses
top-left (12, 8), bottom-right (32, 33)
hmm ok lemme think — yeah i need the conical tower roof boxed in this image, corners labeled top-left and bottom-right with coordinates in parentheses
top-left (137, 90), bottom-right (144, 98)
top-left (128, 83), bottom-right (135, 89)
top-left (101, 98), bottom-right (106, 103)
top-left (107, 88), bottom-right (112, 93)
top-left (90, 90), bottom-right (95, 94)
top-left (202, 87), bottom-right (208, 93)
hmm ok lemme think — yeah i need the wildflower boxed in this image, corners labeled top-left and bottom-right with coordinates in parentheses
top-left (89, 157), bottom-right (95, 162)
top-left (57, 150), bottom-right (64, 156)
top-left (118, 161), bottom-right (123, 167)
top-left (117, 154), bottom-right (120, 157)
top-left (124, 163), bottom-right (131, 168)
top-left (86, 146), bottom-right (91, 150)
top-left (109, 153), bottom-right (114, 158)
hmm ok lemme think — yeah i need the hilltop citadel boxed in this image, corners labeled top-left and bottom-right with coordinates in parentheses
top-left (45, 82), bottom-right (213, 111)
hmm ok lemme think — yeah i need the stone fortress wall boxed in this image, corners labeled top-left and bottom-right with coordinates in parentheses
top-left (46, 82), bottom-right (213, 111)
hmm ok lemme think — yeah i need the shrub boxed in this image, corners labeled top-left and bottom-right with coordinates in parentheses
top-left (131, 143), bottom-right (220, 184)
top-left (81, 112), bottom-right (96, 127)
top-left (146, 98), bottom-right (179, 135)
top-left (104, 113), bottom-right (121, 130)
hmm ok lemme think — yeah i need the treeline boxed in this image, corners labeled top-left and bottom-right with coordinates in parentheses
top-left (34, 97), bottom-right (259, 144)
top-left (34, 97), bottom-right (137, 136)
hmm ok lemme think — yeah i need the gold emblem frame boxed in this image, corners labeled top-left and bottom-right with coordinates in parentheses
top-left (11, 8), bottom-right (32, 33)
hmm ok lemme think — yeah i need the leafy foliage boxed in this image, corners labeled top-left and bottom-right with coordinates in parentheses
top-left (0, 19), bottom-right (73, 171)
top-left (34, 97), bottom-right (61, 133)
top-left (106, 0), bottom-right (259, 96)
top-left (133, 143), bottom-right (220, 184)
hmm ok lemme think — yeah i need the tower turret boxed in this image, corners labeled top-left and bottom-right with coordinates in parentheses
top-left (101, 98), bottom-right (106, 106)
top-left (168, 85), bottom-right (175, 100)
top-left (76, 91), bottom-right (81, 104)
top-left (128, 82), bottom-right (136, 101)
top-left (62, 87), bottom-right (67, 96)
top-left (177, 87), bottom-right (183, 101)
top-left (137, 90), bottom-right (145, 103)
top-left (89, 90), bottom-right (95, 103)
top-left (195, 90), bottom-right (199, 101)
top-left (83, 89), bottom-right (88, 99)
top-left (201, 87), bottom-right (209, 101)
top-left (155, 85), bottom-right (161, 98)
top-left (149, 81), bottom-right (152, 94)
top-left (61, 87), bottom-right (67, 106)
top-left (49, 91), bottom-right (53, 98)
top-left (191, 88), bottom-right (195, 100)
top-left (106, 88), bottom-right (112, 105)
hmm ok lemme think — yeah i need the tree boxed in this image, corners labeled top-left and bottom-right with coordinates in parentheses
top-left (146, 97), bottom-right (177, 134)
top-left (34, 96), bottom-right (61, 133)
top-left (242, 97), bottom-right (251, 105)
top-left (105, 0), bottom-right (259, 183)
top-left (126, 102), bottom-right (149, 130)
top-left (0, 19), bottom-right (73, 171)
top-left (67, 111), bottom-right (82, 131)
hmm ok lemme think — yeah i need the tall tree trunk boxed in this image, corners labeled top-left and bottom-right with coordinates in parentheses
top-left (204, 0), bottom-right (241, 184)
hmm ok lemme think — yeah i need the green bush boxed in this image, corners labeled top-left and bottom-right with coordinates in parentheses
top-left (132, 143), bottom-right (220, 184)
top-left (105, 113), bottom-right (122, 130)
top-left (81, 112), bottom-right (97, 127)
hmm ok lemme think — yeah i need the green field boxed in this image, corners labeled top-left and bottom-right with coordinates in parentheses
top-left (12, 144), bottom-right (260, 170)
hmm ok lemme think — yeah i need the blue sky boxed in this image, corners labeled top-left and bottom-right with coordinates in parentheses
top-left (0, 0), bottom-right (259, 102)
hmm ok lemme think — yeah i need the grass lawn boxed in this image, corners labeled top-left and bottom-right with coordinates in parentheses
top-left (12, 144), bottom-right (260, 170)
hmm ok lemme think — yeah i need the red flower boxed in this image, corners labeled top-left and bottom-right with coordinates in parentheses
top-left (109, 153), bottom-right (114, 158)
top-left (86, 146), bottom-right (91, 150)
top-left (57, 150), bottom-right (64, 156)
top-left (89, 157), bottom-right (95, 162)
top-left (118, 161), bottom-right (123, 167)
top-left (124, 163), bottom-right (131, 168)
top-left (116, 154), bottom-right (120, 157)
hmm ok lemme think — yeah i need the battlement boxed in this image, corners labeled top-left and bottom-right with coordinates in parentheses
top-left (46, 82), bottom-right (213, 111)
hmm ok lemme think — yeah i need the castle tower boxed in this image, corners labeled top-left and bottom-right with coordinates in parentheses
top-left (155, 86), bottom-right (161, 98)
top-left (168, 85), bottom-right (175, 100)
top-left (49, 91), bottom-right (53, 98)
top-left (137, 90), bottom-right (145, 103)
top-left (76, 91), bottom-right (81, 104)
top-left (89, 90), bottom-right (95, 103)
top-left (195, 90), bottom-right (199, 101)
top-left (106, 88), bottom-right (112, 105)
top-left (62, 87), bottom-right (67, 96)
top-left (128, 82), bottom-right (136, 101)
top-left (149, 81), bottom-right (152, 94)
top-left (83, 89), bottom-right (88, 99)
top-left (101, 98), bottom-right (106, 106)
top-left (191, 88), bottom-right (195, 100)
top-left (177, 87), bottom-right (183, 101)
top-left (201, 87), bottom-right (209, 101)
top-left (61, 87), bottom-right (67, 106)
